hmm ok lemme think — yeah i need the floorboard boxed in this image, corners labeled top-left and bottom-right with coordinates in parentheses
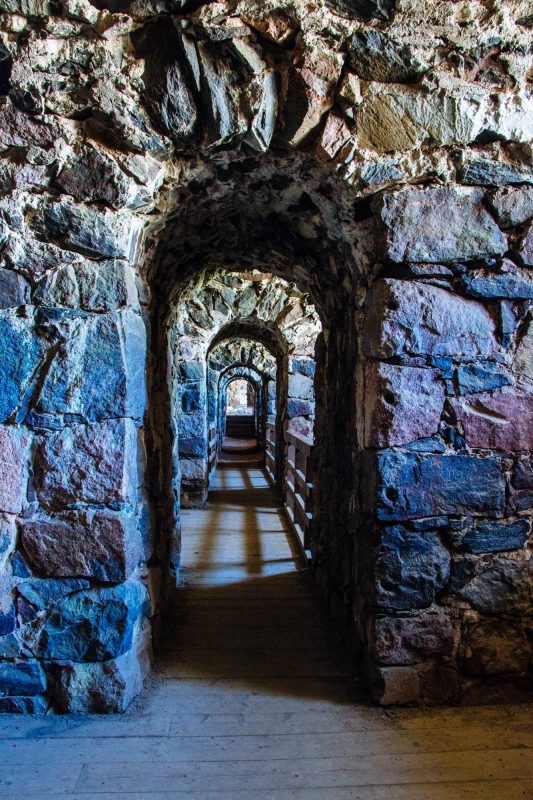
top-left (1, 462), bottom-right (531, 798)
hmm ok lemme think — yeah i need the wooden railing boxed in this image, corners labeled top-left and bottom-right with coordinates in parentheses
top-left (208, 422), bottom-right (218, 478)
top-left (284, 430), bottom-right (314, 559)
top-left (265, 419), bottom-right (276, 483)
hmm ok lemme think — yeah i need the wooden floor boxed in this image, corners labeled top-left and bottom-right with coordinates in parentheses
top-left (1, 463), bottom-right (532, 799)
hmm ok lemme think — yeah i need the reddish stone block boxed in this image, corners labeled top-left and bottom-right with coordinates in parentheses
top-left (0, 426), bottom-right (30, 514)
top-left (35, 419), bottom-right (138, 509)
top-left (370, 611), bottom-right (455, 666)
top-left (363, 280), bottom-right (498, 358)
top-left (362, 362), bottom-right (445, 447)
top-left (450, 389), bottom-right (533, 450)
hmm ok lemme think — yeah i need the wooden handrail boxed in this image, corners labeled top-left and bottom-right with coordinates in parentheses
top-left (283, 429), bottom-right (314, 559)
top-left (208, 422), bottom-right (218, 477)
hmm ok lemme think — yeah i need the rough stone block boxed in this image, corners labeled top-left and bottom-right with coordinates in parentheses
top-left (518, 221), bottom-right (533, 266)
top-left (455, 363), bottom-right (511, 395)
top-left (288, 372), bottom-right (314, 401)
top-left (36, 309), bottom-right (146, 422)
top-left (180, 457), bottom-right (206, 486)
top-left (461, 519), bottom-right (530, 554)
top-left (35, 419), bottom-right (138, 509)
top-left (56, 146), bottom-right (149, 210)
top-left (366, 451), bottom-right (505, 521)
top-left (0, 312), bottom-right (44, 422)
top-left (488, 186), bottom-right (533, 228)
top-left (370, 664), bottom-right (422, 705)
top-left (2, 231), bottom-right (85, 280)
top-left (287, 399), bottom-right (314, 418)
top-left (0, 695), bottom-right (48, 713)
top-left (21, 510), bottom-right (141, 582)
top-left (461, 262), bottom-right (533, 299)
top-left (290, 359), bottom-right (316, 378)
top-left (34, 260), bottom-right (139, 312)
top-left (0, 661), bottom-right (46, 696)
top-left (348, 30), bottom-right (422, 83)
top-left (27, 580), bottom-right (147, 662)
top-left (0, 426), bottom-right (30, 514)
top-left (178, 436), bottom-right (207, 458)
top-left (33, 198), bottom-right (143, 260)
top-left (326, 0), bottom-right (395, 20)
top-left (461, 621), bottom-right (530, 676)
top-left (0, 269), bottom-right (30, 308)
top-left (460, 558), bottom-right (532, 614)
top-left (178, 412), bottom-right (206, 440)
top-left (54, 644), bottom-right (147, 713)
top-left (513, 489), bottom-right (533, 512)
top-left (461, 159), bottom-right (533, 187)
top-left (16, 578), bottom-right (90, 623)
top-left (513, 458), bottom-right (533, 489)
top-left (0, 513), bottom-right (16, 571)
top-left (373, 526), bottom-right (450, 610)
top-left (363, 363), bottom-right (444, 448)
top-left (363, 280), bottom-right (498, 358)
top-left (374, 187), bottom-right (507, 263)
top-left (370, 611), bottom-right (454, 665)
top-left (450, 389), bottom-right (533, 450)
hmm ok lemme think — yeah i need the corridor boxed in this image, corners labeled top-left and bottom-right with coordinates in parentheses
top-left (0, 463), bottom-right (532, 798)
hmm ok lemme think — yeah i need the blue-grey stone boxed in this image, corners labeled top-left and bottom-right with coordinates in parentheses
top-left (513, 458), bottom-right (533, 489)
top-left (291, 359), bottom-right (316, 378)
top-left (0, 694), bottom-right (48, 713)
top-left (367, 451), bottom-right (505, 521)
top-left (54, 643), bottom-right (147, 713)
top-left (461, 160), bottom-right (533, 187)
top-left (461, 267), bottom-right (533, 299)
top-left (403, 437), bottom-right (446, 453)
top-left (461, 519), bottom-right (530, 554)
top-left (375, 188), bottom-right (507, 263)
top-left (28, 581), bottom-right (147, 662)
top-left (287, 399), bottom-right (313, 418)
top-left (34, 260), bottom-right (138, 312)
top-left (10, 552), bottom-right (31, 577)
top-left (178, 436), bottom-right (207, 458)
top-left (32, 199), bottom-right (142, 260)
top-left (488, 186), bottom-right (533, 228)
top-left (0, 312), bottom-right (44, 423)
top-left (408, 516), bottom-right (448, 531)
top-left (131, 20), bottom-right (197, 147)
top-left (513, 489), bottom-right (533, 512)
top-left (178, 361), bottom-right (205, 381)
top-left (25, 412), bottom-right (63, 430)
top-left (36, 310), bottom-right (146, 422)
top-left (456, 363), bottom-right (512, 394)
top-left (349, 30), bottom-right (421, 83)
top-left (373, 526), bottom-right (450, 611)
top-left (179, 383), bottom-right (203, 413)
top-left (326, 0), bottom-right (395, 20)
top-left (0, 269), bottom-right (30, 308)
top-left (16, 578), bottom-right (90, 623)
top-left (0, 604), bottom-right (15, 636)
top-left (0, 661), bottom-right (46, 696)
top-left (460, 558), bottom-right (533, 614)
top-left (360, 160), bottom-right (405, 186)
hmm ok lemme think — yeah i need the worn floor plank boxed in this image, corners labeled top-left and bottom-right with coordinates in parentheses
top-left (0, 463), bottom-right (531, 798)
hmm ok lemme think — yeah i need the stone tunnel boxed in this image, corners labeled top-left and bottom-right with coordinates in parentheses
top-left (0, 0), bottom-right (532, 731)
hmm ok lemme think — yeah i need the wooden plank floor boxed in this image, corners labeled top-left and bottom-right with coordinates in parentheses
top-left (1, 462), bottom-right (532, 799)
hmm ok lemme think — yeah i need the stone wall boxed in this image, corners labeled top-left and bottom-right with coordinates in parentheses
top-left (0, 0), bottom-right (531, 710)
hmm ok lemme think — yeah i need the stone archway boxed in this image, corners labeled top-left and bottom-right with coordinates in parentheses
top-left (0, 0), bottom-right (531, 712)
